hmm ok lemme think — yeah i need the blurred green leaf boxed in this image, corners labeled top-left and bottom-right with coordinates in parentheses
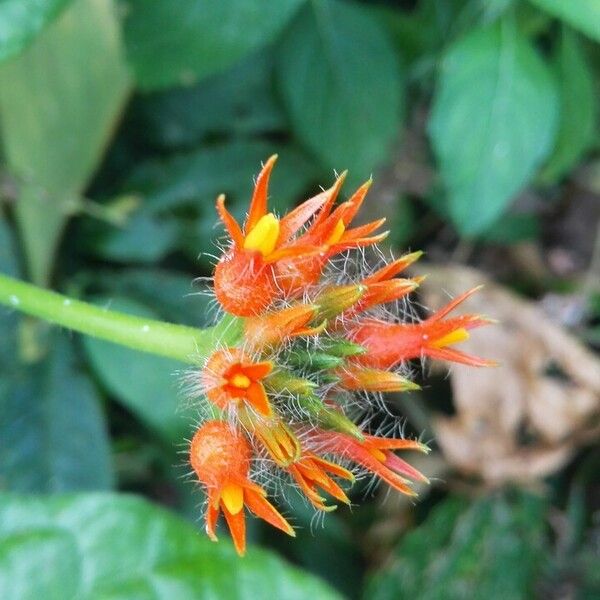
top-left (92, 211), bottom-right (180, 264)
top-left (124, 0), bottom-right (303, 91)
top-left (429, 18), bottom-right (558, 235)
top-left (0, 334), bottom-right (114, 492)
top-left (136, 51), bottom-right (285, 150)
top-left (0, 0), bottom-right (130, 285)
top-left (0, 493), bottom-right (341, 599)
top-left (129, 140), bottom-right (317, 214)
top-left (277, 0), bottom-right (403, 180)
top-left (478, 212), bottom-right (540, 243)
top-left (541, 29), bottom-right (597, 183)
top-left (0, 0), bottom-right (71, 63)
top-left (82, 297), bottom-right (191, 441)
top-left (529, 0), bottom-right (600, 42)
top-left (367, 492), bottom-right (548, 600)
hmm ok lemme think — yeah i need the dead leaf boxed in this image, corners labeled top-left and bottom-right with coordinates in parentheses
top-left (416, 264), bottom-right (600, 485)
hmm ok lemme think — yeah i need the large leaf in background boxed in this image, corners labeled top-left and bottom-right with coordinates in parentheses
top-left (277, 0), bottom-right (403, 181)
top-left (136, 51), bottom-right (286, 150)
top-left (367, 493), bottom-right (548, 600)
top-left (529, 0), bottom-right (600, 43)
top-left (0, 0), bottom-right (130, 285)
top-left (0, 217), bottom-right (113, 493)
top-left (429, 19), bottom-right (558, 236)
top-left (0, 335), bottom-right (114, 492)
top-left (124, 0), bottom-right (303, 90)
top-left (0, 493), bottom-right (341, 599)
top-left (541, 30), bottom-right (597, 183)
top-left (82, 298), bottom-right (190, 442)
top-left (0, 0), bottom-right (71, 62)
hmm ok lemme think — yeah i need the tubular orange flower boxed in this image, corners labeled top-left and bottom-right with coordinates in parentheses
top-left (338, 366), bottom-right (421, 393)
top-left (244, 304), bottom-right (323, 350)
top-left (287, 453), bottom-right (354, 511)
top-left (213, 155), bottom-right (387, 315)
top-left (190, 421), bottom-right (294, 556)
top-left (350, 287), bottom-right (496, 368)
top-left (202, 348), bottom-right (273, 416)
top-left (309, 430), bottom-right (429, 496)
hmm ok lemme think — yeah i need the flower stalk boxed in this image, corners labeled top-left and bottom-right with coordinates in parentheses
top-left (0, 272), bottom-right (241, 364)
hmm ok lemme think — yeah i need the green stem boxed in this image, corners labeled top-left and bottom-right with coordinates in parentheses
top-left (0, 272), bottom-right (241, 364)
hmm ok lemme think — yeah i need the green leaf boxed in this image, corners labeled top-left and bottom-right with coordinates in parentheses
top-left (429, 18), bottom-right (558, 235)
top-left (366, 492), bottom-right (548, 600)
top-left (0, 493), bottom-right (341, 599)
top-left (124, 0), bottom-right (304, 90)
top-left (529, 0), bottom-right (600, 42)
top-left (277, 0), bottom-right (403, 179)
top-left (0, 0), bottom-right (71, 63)
top-left (0, 0), bottom-right (131, 284)
top-left (541, 29), bottom-right (597, 183)
top-left (0, 334), bottom-right (114, 492)
top-left (136, 50), bottom-right (286, 149)
top-left (81, 297), bottom-right (193, 441)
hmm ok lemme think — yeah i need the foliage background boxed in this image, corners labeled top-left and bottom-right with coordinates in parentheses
top-left (0, 0), bottom-right (599, 598)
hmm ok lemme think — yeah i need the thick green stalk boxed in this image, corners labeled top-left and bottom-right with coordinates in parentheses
top-left (0, 272), bottom-right (241, 364)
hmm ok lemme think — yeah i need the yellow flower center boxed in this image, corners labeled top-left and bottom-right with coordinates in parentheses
top-left (243, 213), bottom-right (280, 256)
top-left (230, 373), bottom-right (251, 389)
top-left (431, 327), bottom-right (470, 349)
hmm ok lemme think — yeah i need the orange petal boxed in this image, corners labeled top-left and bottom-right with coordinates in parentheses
top-left (262, 244), bottom-right (322, 263)
top-left (216, 194), bottom-right (244, 247)
top-left (357, 279), bottom-right (419, 312)
top-left (426, 285), bottom-right (484, 322)
top-left (222, 505), bottom-right (246, 556)
top-left (242, 361), bottom-right (273, 381)
top-left (425, 346), bottom-right (498, 368)
top-left (279, 173), bottom-right (346, 242)
top-left (332, 230), bottom-right (389, 252)
top-left (362, 251), bottom-right (424, 285)
top-left (205, 494), bottom-right (220, 541)
top-left (307, 171), bottom-right (348, 232)
top-left (245, 382), bottom-right (272, 416)
top-left (244, 487), bottom-right (295, 536)
top-left (341, 218), bottom-right (386, 241)
top-left (246, 154), bottom-right (278, 233)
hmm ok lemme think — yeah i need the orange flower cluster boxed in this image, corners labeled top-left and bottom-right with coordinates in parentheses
top-left (190, 155), bottom-right (494, 555)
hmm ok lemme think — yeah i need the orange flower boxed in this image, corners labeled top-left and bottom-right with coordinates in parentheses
top-left (190, 421), bottom-right (294, 556)
top-left (350, 251), bottom-right (424, 315)
top-left (309, 430), bottom-right (429, 496)
top-left (213, 155), bottom-right (387, 315)
top-left (350, 287), bottom-right (496, 368)
top-left (338, 366), bottom-right (421, 393)
top-left (244, 304), bottom-right (324, 350)
top-left (288, 453), bottom-right (354, 511)
top-left (203, 348), bottom-right (273, 416)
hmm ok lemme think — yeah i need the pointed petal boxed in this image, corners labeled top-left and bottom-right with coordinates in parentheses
top-left (383, 451), bottom-right (430, 483)
top-left (362, 252), bottom-right (424, 285)
top-left (244, 488), bottom-right (295, 536)
top-left (205, 492), bottom-right (220, 541)
top-left (246, 154), bottom-right (277, 232)
top-left (222, 505), bottom-right (246, 556)
top-left (242, 361), bottom-right (273, 380)
top-left (308, 171), bottom-right (348, 231)
top-left (338, 179), bottom-right (372, 225)
top-left (341, 218), bottom-right (386, 241)
top-left (332, 231), bottom-right (389, 252)
top-left (279, 175), bottom-right (346, 242)
top-left (309, 455), bottom-right (355, 482)
top-left (216, 194), bottom-right (244, 247)
top-left (425, 346), bottom-right (498, 367)
top-left (427, 286), bottom-right (484, 322)
top-left (245, 382), bottom-right (272, 416)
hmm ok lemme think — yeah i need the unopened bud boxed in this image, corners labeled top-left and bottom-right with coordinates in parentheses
top-left (314, 284), bottom-right (366, 320)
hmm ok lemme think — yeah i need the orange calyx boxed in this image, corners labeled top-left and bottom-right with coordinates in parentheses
top-left (190, 421), bottom-right (294, 556)
top-left (288, 454), bottom-right (354, 511)
top-left (203, 348), bottom-right (274, 417)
